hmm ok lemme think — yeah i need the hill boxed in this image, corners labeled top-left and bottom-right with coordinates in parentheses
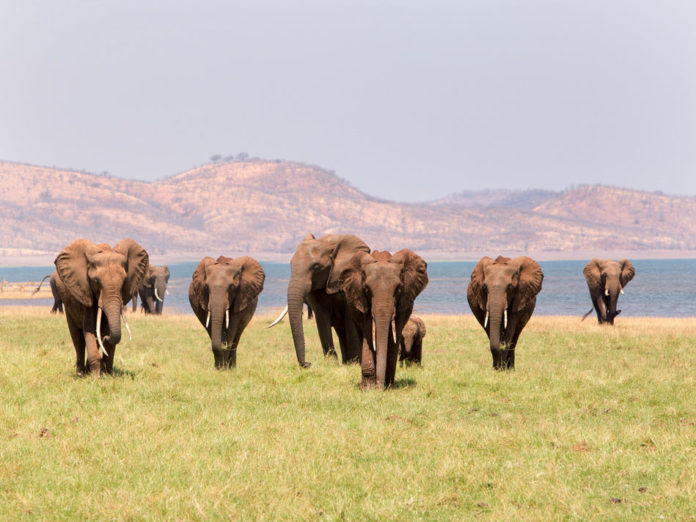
top-left (2, 160), bottom-right (696, 258)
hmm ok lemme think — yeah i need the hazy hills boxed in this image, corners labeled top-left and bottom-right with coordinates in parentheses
top-left (2, 159), bottom-right (696, 259)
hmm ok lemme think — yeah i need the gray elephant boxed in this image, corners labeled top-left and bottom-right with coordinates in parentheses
top-left (467, 256), bottom-right (544, 370)
top-left (188, 256), bottom-right (265, 369)
top-left (339, 250), bottom-right (429, 389)
top-left (271, 233), bottom-right (370, 368)
top-left (400, 315), bottom-right (426, 366)
top-left (32, 271), bottom-right (64, 313)
top-left (54, 239), bottom-right (149, 375)
top-left (132, 265), bottom-right (170, 314)
top-left (582, 259), bottom-right (635, 324)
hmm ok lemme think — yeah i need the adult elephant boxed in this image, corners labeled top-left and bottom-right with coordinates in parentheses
top-left (32, 271), bottom-right (64, 313)
top-left (340, 250), bottom-right (428, 389)
top-left (133, 264), bottom-right (170, 314)
top-left (54, 239), bottom-right (149, 375)
top-left (189, 256), bottom-right (265, 369)
top-left (582, 259), bottom-right (635, 325)
top-left (280, 233), bottom-right (370, 368)
top-left (467, 256), bottom-right (543, 370)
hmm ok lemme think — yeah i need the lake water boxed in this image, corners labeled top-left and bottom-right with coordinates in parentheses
top-left (2, 259), bottom-right (695, 317)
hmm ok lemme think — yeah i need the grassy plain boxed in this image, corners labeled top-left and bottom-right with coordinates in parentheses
top-left (1, 308), bottom-right (695, 520)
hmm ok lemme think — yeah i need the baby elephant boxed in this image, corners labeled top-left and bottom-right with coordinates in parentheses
top-left (399, 316), bottom-right (426, 366)
top-left (188, 256), bottom-right (265, 369)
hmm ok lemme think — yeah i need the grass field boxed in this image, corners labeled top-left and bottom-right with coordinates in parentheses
top-left (1, 307), bottom-right (696, 520)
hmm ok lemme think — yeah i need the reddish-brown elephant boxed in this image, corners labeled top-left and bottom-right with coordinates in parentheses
top-left (399, 315), bottom-right (426, 367)
top-left (340, 250), bottom-right (428, 389)
top-left (54, 239), bottom-right (149, 375)
top-left (582, 259), bottom-right (635, 325)
top-left (467, 256), bottom-right (543, 370)
top-left (188, 256), bottom-right (265, 369)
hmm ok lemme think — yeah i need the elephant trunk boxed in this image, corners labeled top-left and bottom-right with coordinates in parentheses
top-left (287, 278), bottom-right (310, 367)
top-left (372, 298), bottom-right (395, 388)
top-left (102, 297), bottom-right (123, 346)
top-left (486, 291), bottom-right (507, 364)
top-left (209, 305), bottom-right (227, 352)
top-left (606, 282), bottom-right (621, 324)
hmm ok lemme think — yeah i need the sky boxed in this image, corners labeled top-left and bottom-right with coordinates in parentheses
top-left (0, 0), bottom-right (694, 202)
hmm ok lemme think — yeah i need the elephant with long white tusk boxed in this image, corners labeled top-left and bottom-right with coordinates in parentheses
top-left (131, 265), bottom-right (170, 315)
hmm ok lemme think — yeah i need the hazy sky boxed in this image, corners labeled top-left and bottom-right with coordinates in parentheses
top-left (1, 1), bottom-right (694, 202)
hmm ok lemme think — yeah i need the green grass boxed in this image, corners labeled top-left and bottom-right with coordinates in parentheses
top-left (1, 308), bottom-right (696, 520)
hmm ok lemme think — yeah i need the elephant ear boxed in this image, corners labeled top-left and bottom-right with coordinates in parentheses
top-left (583, 259), bottom-right (603, 291)
top-left (190, 257), bottom-right (216, 312)
top-left (326, 234), bottom-right (370, 294)
top-left (54, 238), bottom-right (98, 307)
top-left (467, 257), bottom-right (494, 312)
top-left (114, 239), bottom-right (149, 303)
top-left (339, 251), bottom-right (373, 314)
top-left (514, 256), bottom-right (543, 312)
top-left (234, 257), bottom-right (265, 313)
top-left (391, 249), bottom-right (429, 305)
top-left (618, 259), bottom-right (635, 287)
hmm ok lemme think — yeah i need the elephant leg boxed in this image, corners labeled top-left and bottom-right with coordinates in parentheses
top-left (385, 323), bottom-right (399, 387)
top-left (83, 333), bottom-right (101, 376)
top-left (343, 317), bottom-right (361, 364)
top-left (595, 296), bottom-right (607, 323)
top-left (491, 348), bottom-right (505, 370)
top-left (359, 318), bottom-right (376, 389)
top-left (414, 338), bottom-right (422, 366)
top-left (223, 313), bottom-right (245, 369)
top-left (66, 317), bottom-right (86, 374)
top-left (313, 305), bottom-right (337, 358)
top-left (335, 326), bottom-right (348, 362)
top-left (102, 342), bottom-right (116, 374)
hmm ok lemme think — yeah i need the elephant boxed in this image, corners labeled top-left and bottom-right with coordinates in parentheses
top-left (340, 249), bottom-right (429, 389)
top-left (131, 264), bottom-right (170, 314)
top-left (399, 315), bottom-right (426, 367)
top-left (582, 259), bottom-right (635, 325)
top-left (275, 233), bottom-right (371, 368)
top-left (467, 255), bottom-right (544, 370)
top-left (32, 271), bottom-right (64, 313)
top-left (54, 239), bottom-right (149, 375)
top-left (188, 256), bottom-right (265, 369)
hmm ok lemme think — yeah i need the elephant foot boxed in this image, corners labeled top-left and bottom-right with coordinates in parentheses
top-left (324, 348), bottom-right (338, 359)
top-left (299, 361), bottom-right (312, 368)
top-left (360, 378), bottom-right (378, 390)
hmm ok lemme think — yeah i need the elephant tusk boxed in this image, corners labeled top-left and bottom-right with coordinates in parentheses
top-left (121, 310), bottom-right (132, 342)
top-left (504, 309), bottom-right (508, 330)
top-left (226, 308), bottom-right (230, 330)
top-left (620, 286), bottom-right (624, 295)
top-left (96, 307), bottom-right (109, 357)
top-left (205, 311), bottom-right (211, 329)
top-left (265, 305), bottom-right (288, 329)
top-left (605, 288), bottom-right (610, 296)
top-left (154, 288), bottom-right (163, 302)
top-left (484, 311), bottom-right (489, 328)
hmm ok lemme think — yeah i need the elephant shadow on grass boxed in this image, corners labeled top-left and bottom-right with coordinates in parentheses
top-left (354, 377), bottom-right (417, 390)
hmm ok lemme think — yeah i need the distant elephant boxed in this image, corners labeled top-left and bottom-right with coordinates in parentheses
top-left (54, 239), bottom-right (149, 375)
top-left (132, 265), bottom-right (170, 314)
top-left (400, 315), bottom-right (426, 366)
top-left (32, 271), bottom-right (64, 313)
top-left (340, 250), bottom-right (428, 389)
top-left (188, 256), bottom-right (265, 369)
top-left (272, 233), bottom-right (370, 368)
top-left (467, 256), bottom-right (543, 370)
top-left (582, 259), bottom-right (635, 325)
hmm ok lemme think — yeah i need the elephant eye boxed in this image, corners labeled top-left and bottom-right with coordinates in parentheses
top-left (92, 277), bottom-right (99, 285)
top-left (311, 263), bottom-right (321, 271)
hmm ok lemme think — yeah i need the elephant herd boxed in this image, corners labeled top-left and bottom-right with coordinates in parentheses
top-left (44, 235), bottom-right (635, 387)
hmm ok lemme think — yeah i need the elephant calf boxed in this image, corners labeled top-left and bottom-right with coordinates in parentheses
top-left (467, 255), bottom-right (543, 370)
top-left (399, 316), bottom-right (426, 366)
top-left (188, 256), bottom-right (265, 369)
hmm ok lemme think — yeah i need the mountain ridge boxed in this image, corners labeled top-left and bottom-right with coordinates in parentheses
top-left (2, 159), bottom-right (695, 258)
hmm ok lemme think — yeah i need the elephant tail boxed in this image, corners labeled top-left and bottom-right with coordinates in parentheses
top-left (32, 274), bottom-right (52, 295)
top-left (581, 308), bottom-right (594, 321)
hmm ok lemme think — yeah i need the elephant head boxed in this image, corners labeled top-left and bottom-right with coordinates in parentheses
top-left (287, 233), bottom-right (370, 367)
top-left (55, 238), bottom-right (148, 362)
top-left (189, 256), bottom-right (265, 359)
top-left (140, 264), bottom-right (171, 314)
top-left (468, 256), bottom-right (543, 369)
top-left (583, 259), bottom-right (635, 324)
top-left (340, 249), bottom-right (428, 387)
